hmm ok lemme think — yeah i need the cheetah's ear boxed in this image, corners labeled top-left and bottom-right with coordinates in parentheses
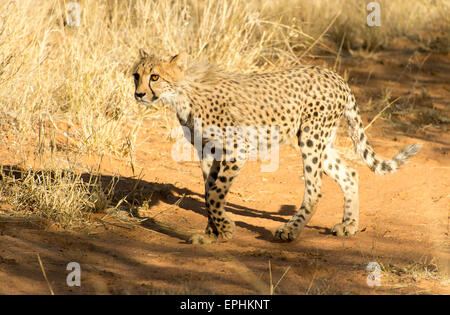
top-left (139, 48), bottom-right (149, 59)
top-left (169, 52), bottom-right (188, 72)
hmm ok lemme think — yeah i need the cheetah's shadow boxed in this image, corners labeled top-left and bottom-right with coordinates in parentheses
top-left (0, 165), bottom-right (331, 242)
top-left (86, 174), bottom-right (333, 241)
top-left (160, 189), bottom-right (333, 241)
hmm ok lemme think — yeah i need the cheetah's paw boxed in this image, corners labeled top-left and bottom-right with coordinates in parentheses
top-left (331, 221), bottom-right (358, 236)
top-left (219, 221), bottom-right (236, 241)
top-left (188, 233), bottom-right (218, 245)
top-left (274, 224), bottom-right (301, 242)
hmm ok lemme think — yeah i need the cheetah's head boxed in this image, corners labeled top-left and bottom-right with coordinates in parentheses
top-left (132, 49), bottom-right (187, 106)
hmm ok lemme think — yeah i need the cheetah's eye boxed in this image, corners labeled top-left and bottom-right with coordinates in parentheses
top-left (133, 73), bottom-right (139, 81)
top-left (150, 74), bottom-right (159, 82)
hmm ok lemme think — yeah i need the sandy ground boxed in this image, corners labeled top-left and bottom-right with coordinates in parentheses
top-left (0, 48), bottom-right (449, 295)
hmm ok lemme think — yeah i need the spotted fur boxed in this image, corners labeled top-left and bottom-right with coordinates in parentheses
top-left (133, 50), bottom-right (421, 244)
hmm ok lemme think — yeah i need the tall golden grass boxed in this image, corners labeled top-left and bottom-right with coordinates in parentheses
top-left (0, 0), bottom-right (448, 226)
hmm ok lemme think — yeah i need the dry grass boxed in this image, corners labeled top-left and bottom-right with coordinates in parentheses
top-left (0, 0), bottom-right (448, 227)
top-left (379, 256), bottom-right (446, 292)
top-left (0, 166), bottom-right (111, 228)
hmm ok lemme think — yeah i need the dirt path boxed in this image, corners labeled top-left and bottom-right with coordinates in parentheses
top-left (0, 51), bottom-right (449, 295)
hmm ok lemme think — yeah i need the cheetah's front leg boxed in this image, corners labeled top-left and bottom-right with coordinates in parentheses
top-left (188, 159), bottom-right (244, 244)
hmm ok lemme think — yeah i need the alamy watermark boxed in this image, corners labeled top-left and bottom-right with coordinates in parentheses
top-left (67, 2), bottom-right (81, 27)
top-left (366, 262), bottom-right (382, 287)
top-left (66, 262), bottom-right (81, 287)
top-left (171, 118), bottom-right (280, 172)
top-left (366, 2), bottom-right (381, 27)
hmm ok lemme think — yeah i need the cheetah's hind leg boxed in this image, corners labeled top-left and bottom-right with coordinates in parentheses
top-left (323, 144), bottom-right (359, 236)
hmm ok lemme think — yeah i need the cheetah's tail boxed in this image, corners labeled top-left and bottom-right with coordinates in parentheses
top-left (344, 95), bottom-right (422, 175)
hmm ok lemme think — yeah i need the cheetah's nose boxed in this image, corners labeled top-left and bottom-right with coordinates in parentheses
top-left (135, 92), bottom-right (146, 99)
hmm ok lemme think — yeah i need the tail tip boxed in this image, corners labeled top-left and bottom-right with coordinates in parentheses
top-left (406, 143), bottom-right (423, 156)
top-left (394, 142), bottom-right (422, 167)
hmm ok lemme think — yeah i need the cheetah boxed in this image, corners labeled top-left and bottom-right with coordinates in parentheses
top-left (132, 49), bottom-right (421, 244)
